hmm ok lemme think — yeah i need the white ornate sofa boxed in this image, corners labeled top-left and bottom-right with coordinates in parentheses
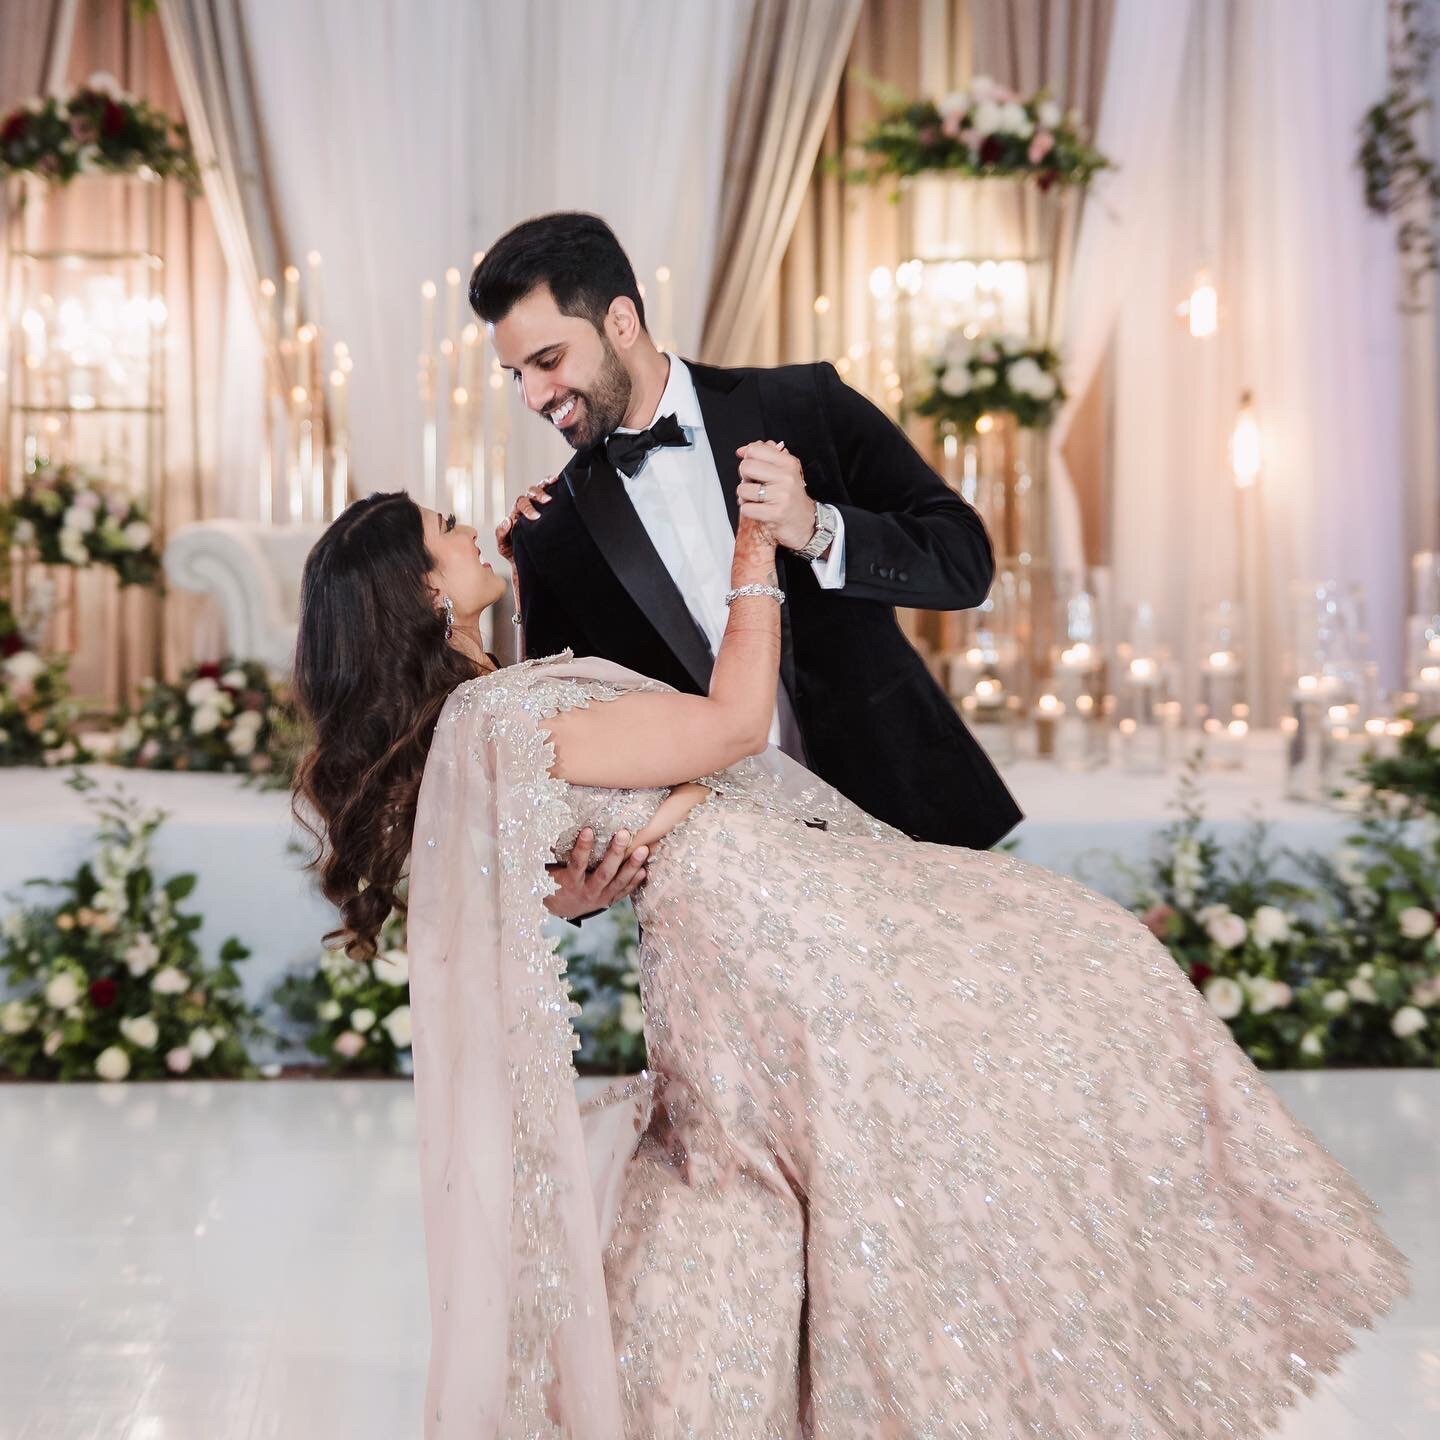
top-left (164, 521), bottom-right (324, 674)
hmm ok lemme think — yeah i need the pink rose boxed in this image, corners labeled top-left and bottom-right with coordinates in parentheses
top-left (333, 1030), bottom-right (365, 1059)
top-left (1028, 132), bottom-right (1056, 165)
top-left (939, 110), bottom-right (964, 139)
top-left (1141, 903), bottom-right (1178, 940)
top-left (165, 1047), bottom-right (193, 1074)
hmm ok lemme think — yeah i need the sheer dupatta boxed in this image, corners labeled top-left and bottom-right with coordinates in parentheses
top-left (406, 656), bottom-right (652, 1438)
top-left (404, 652), bottom-right (896, 1436)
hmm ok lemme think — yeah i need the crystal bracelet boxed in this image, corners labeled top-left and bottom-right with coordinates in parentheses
top-left (724, 584), bottom-right (786, 606)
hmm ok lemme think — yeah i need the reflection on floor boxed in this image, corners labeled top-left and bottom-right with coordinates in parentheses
top-left (1, 1070), bottom-right (1434, 1439)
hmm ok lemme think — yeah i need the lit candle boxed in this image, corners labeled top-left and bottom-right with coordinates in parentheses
top-left (282, 265), bottom-right (300, 338)
top-left (306, 250), bottom-right (324, 325)
top-left (329, 366), bottom-right (348, 519)
top-left (445, 267), bottom-right (462, 351)
top-left (420, 280), bottom-right (437, 359)
top-left (812, 293), bottom-right (832, 361)
top-left (1034, 692), bottom-right (1064, 758)
top-left (258, 277), bottom-right (276, 350)
top-left (655, 265), bottom-right (673, 351)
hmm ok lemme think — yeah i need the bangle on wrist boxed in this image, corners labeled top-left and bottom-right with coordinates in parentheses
top-left (724, 583), bottom-right (785, 606)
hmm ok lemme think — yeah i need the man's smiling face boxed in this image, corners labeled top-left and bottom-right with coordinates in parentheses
top-left (490, 284), bottom-right (633, 451)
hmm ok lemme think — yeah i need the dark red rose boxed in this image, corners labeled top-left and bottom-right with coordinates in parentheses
top-left (1, 111), bottom-right (30, 144)
top-left (102, 100), bottom-right (126, 138)
top-left (1036, 170), bottom-right (1059, 193)
top-left (88, 977), bottom-right (118, 1009)
top-left (1188, 963), bottom-right (1213, 990)
top-left (196, 662), bottom-right (222, 680)
top-left (1, 632), bottom-right (23, 658)
top-left (979, 135), bottom-right (1006, 166)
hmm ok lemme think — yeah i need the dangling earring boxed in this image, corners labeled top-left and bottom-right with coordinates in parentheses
top-left (440, 593), bottom-right (454, 642)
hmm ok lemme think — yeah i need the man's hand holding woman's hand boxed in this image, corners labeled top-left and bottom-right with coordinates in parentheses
top-left (543, 828), bottom-right (650, 921)
top-left (735, 440), bottom-right (813, 551)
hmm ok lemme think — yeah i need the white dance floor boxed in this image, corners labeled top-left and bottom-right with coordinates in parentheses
top-left (0, 1069), bottom-right (1435, 1439)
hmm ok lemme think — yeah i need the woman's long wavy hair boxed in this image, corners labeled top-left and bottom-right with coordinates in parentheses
top-left (292, 491), bottom-right (480, 957)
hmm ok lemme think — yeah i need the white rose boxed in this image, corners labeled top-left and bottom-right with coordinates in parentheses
top-left (165, 1046), bottom-right (193, 1074)
top-left (1299, 1029), bottom-right (1325, 1058)
top-left (1322, 988), bottom-right (1350, 1014)
top-left (1392, 1005), bottom-right (1428, 1039)
top-left (1037, 98), bottom-right (1063, 129)
top-left (150, 966), bottom-right (189, 995)
top-left (191, 705), bottom-right (222, 736)
top-left (44, 972), bottom-right (80, 1010)
top-left (1203, 976), bottom-right (1245, 1019)
top-left (1245, 974), bottom-right (1278, 1015)
top-left (998, 101), bottom-right (1032, 137)
top-left (124, 934), bottom-right (160, 976)
top-left (13, 518), bottom-right (35, 546)
top-left (1250, 906), bottom-right (1293, 949)
top-left (1427, 722), bottom-right (1440, 750)
top-left (1399, 907), bottom-right (1436, 940)
top-left (185, 678), bottom-right (220, 707)
top-left (350, 1007), bottom-right (376, 1033)
top-left (938, 89), bottom-right (969, 119)
top-left (969, 74), bottom-right (1001, 103)
top-left (42, 1030), bottom-right (63, 1057)
top-left (87, 71), bottom-right (122, 96)
top-left (95, 1045), bottom-right (131, 1082)
top-left (381, 1005), bottom-right (412, 1048)
top-left (973, 366), bottom-right (998, 389)
top-left (122, 520), bottom-right (152, 552)
top-left (619, 992), bottom-right (645, 1034)
top-left (938, 365), bottom-right (973, 398)
top-left (971, 99), bottom-right (1003, 135)
top-left (221, 669), bottom-right (247, 690)
top-left (187, 1027), bottom-right (216, 1060)
top-left (1, 1000), bottom-right (37, 1035)
top-left (4, 650), bottom-right (46, 685)
top-left (63, 504), bottom-right (96, 535)
top-left (1029, 371), bottom-right (1058, 400)
top-left (226, 725), bottom-right (257, 756)
top-left (317, 999), bottom-right (342, 1022)
top-left (120, 1014), bottom-right (159, 1050)
top-left (1006, 356), bottom-right (1045, 397)
top-left (1205, 911), bottom-right (1248, 952)
top-left (332, 1030), bottom-right (365, 1059)
top-left (1346, 976), bottom-right (1379, 1004)
top-left (59, 528), bottom-right (90, 565)
top-left (373, 950), bottom-right (409, 986)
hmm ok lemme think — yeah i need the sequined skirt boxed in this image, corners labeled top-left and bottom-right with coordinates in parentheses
top-left (600, 798), bottom-right (1408, 1439)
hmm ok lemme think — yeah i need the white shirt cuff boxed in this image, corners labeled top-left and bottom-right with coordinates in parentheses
top-left (810, 506), bottom-right (846, 589)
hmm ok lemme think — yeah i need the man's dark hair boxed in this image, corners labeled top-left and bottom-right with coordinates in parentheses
top-left (469, 212), bottom-right (647, 332)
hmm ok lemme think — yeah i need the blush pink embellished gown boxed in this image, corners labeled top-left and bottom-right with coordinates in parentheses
top-left (406, 656), bottom-right (1407, 1440)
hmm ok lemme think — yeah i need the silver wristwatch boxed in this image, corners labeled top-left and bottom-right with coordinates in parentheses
top-left (793, 501), bottom-right (838, 561)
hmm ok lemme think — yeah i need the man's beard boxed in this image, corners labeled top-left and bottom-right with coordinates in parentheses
top-left (545, 338), bottom-right (632, 451)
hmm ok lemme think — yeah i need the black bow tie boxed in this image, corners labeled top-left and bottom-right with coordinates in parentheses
top-left (603, 413), bottom-right (690, 477)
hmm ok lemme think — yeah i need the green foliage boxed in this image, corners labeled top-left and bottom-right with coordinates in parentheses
top-left (914, 331), bottom-right (1065, 433)
top-left (0, 779), bottom-right (264, 1080)
top-left (0, 76), bottom-right (198, 192)
top-left (271, 911), bottom-right (412, 1075)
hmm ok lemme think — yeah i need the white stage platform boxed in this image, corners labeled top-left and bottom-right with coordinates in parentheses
top-left (0, 737), bottom-right (1368, 1042)
top-left (0, 1069), bottom-right (1434, 1439)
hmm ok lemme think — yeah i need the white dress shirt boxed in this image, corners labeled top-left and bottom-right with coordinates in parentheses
top-left (615, 355), bottom-right (846, 757)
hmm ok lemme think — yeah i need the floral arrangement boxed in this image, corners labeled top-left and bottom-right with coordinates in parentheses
top-left (272, 911), bottom-right (412, 1075)
top-left (111, 657), bottom-right (301, 782)
top-left (849, 74), bottom-right (1109, 190)
top-left (915, 330), bottom-right (1065, 433)
top-left (0, 780), bottom-right (263, 1080)
top-left (558, 903), bottom-right (647, 1075)
top-left (1128, 758), bottom-right (1439, 1069)
top-left (0, 596), bottom-right (86, 767)
top-left (0, 73), bottom-right (198, 191)
top-left (1358, 0), bottom-right (1440, 302)
top-left (5, 461), bottom-right (161, 588)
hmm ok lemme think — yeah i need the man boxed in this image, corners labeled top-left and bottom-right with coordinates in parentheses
top-left (471, 212), bottom-right (1022, 916)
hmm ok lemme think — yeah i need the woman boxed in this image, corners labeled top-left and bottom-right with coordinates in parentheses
top-left (294, 482), bottom-right (1405, 1439)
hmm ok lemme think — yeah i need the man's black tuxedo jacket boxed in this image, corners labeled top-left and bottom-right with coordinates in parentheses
top-left (511, 358), bottom-right (1023, 850)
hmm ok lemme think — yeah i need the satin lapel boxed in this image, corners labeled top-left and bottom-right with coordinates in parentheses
top-left (690, 363), bottom-right (800, 708)
top-left (567, 448), bottom-right (715, 692)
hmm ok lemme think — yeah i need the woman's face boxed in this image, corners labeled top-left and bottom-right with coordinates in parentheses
top-left (421, 506), bottom-right (506, 619)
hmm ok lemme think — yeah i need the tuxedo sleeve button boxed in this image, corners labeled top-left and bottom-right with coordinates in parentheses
top-left (898, 570), bottom-right (909, 583)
